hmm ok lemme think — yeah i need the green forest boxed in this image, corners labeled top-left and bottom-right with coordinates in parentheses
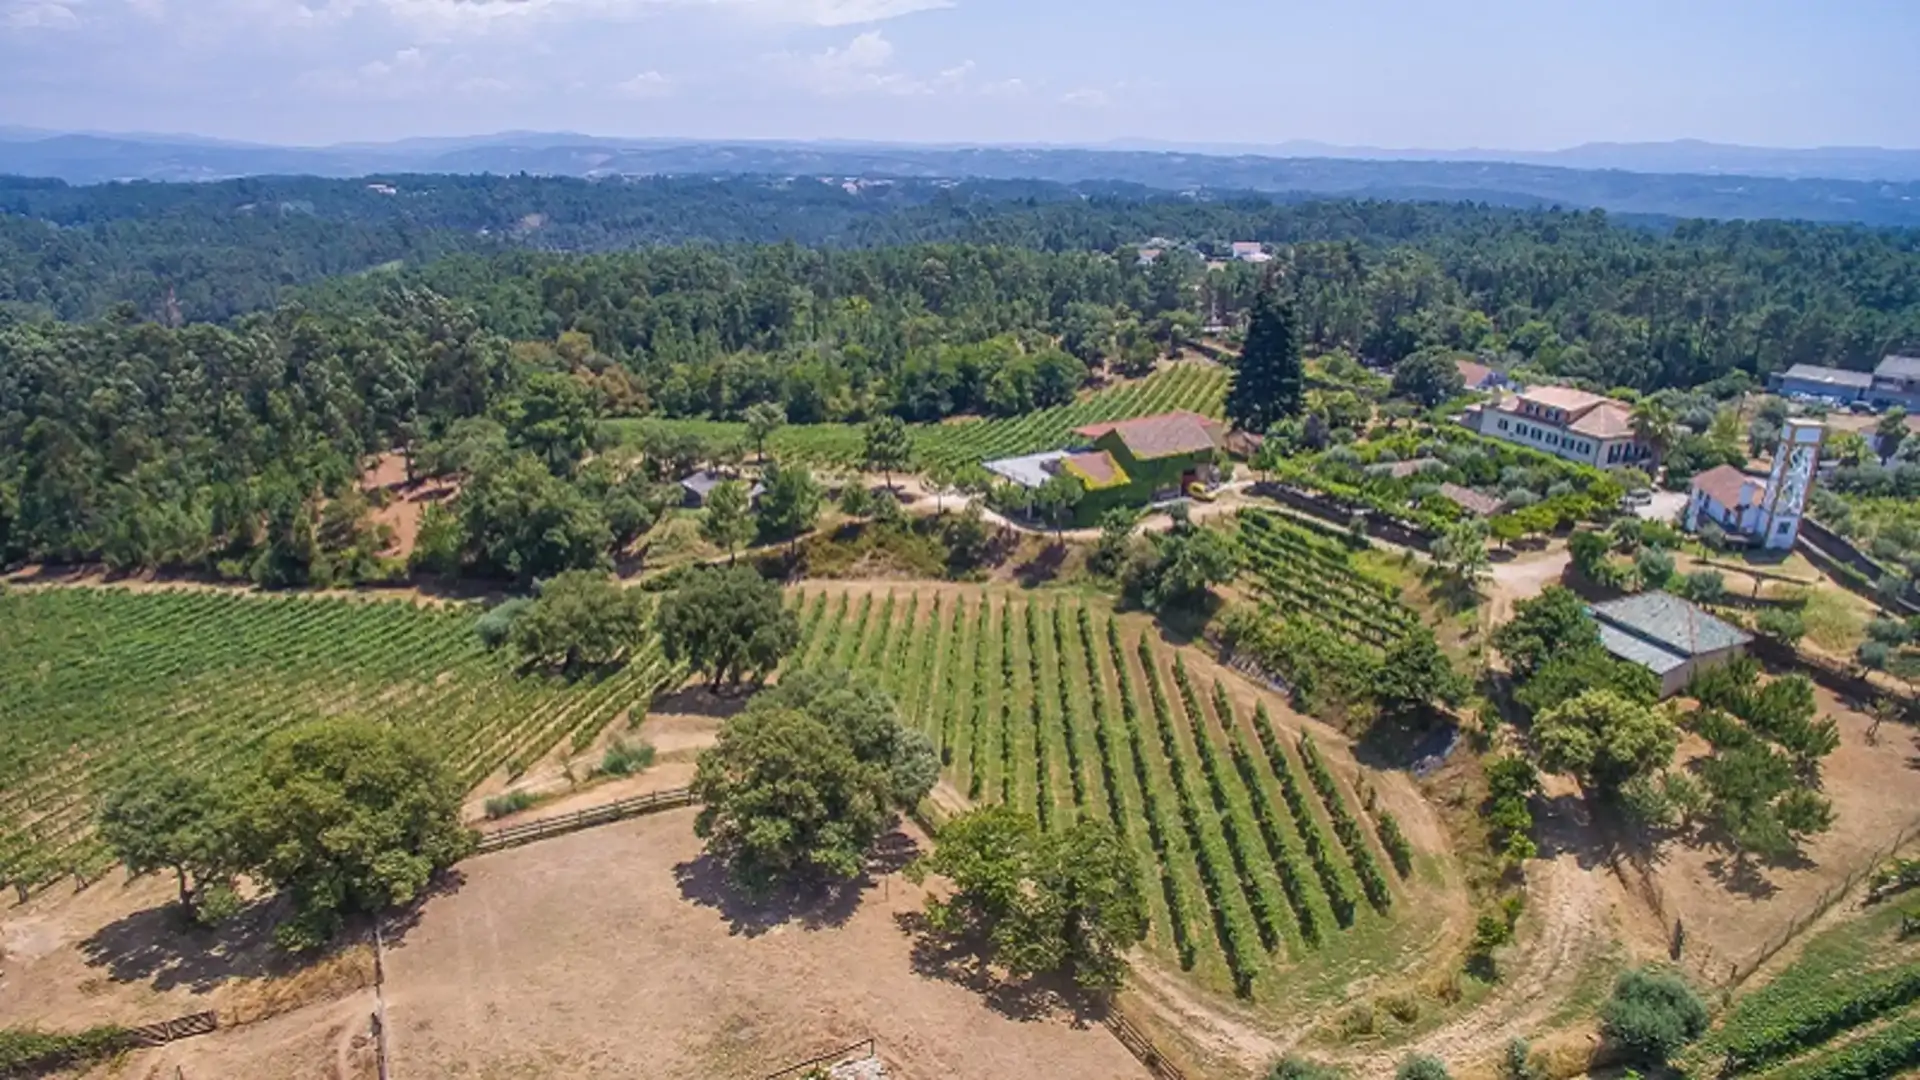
top-left (4, 174), bottom-right (1920, 577)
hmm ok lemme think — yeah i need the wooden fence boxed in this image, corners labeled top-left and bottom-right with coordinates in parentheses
top-left (472, 788), bottom-right (695, 854)
top-left (762, 1037), bottom-right (877, 1079)
top-left (1106, 1013), bottom-right (1188, 1080)
top-left (125, 1011), bottom-right (218, 1047)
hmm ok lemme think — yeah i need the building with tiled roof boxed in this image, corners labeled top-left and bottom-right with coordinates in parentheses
top-left (1454, 359), bottom-right (1511, 393)
top-left (985, 410), bottom-right (1226, 525)
top-left (1061, 450), bottom-right (1130, 490)
top-left (1685, 418), bottom-right (1824, 551)
top-left (1589, 592), bottom-right (1753, 698)
top-left (1464, 386), bottom-right (1654, 470)
top-left (1072, 410), bottom-right (1225, 460)
top-left (1437, 483), bottom-right (1506, 518)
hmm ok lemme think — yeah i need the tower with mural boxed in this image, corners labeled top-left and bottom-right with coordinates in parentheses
top-left (1685, 417), bottom-right (1824, 549)
top-left (1759, 417), bottom-right (1824, 549)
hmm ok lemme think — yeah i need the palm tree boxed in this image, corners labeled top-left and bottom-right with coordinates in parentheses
top-left (1630, 398), bottom-right (1678, 467)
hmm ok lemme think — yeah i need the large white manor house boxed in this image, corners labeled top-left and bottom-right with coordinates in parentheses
top-left (1465, 386), bottom-right (1657, 470)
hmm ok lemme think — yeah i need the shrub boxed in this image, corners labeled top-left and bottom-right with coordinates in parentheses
top-left (0, 1026), bottom-right (132, 1075)
top-left (474, 597), bottom-right (533, 649)
top-left (598, 739), bottom-right (656, 777)
top-left (1678, 570), bottom-right (1726, 605)
top-left (1502, 1038), bottom-right (1542, 1080)
top-left (1266, 1056), bottom-right (1347, 1080)
top-left (1755, 606), bottom-right (1807, 647)
top-left (1396, 1053), bottom-right (1451, 1080)
top-left (483, 790), bottom-right (537, 819)
top-left (1600, 967), bottom-right (1709, 1066)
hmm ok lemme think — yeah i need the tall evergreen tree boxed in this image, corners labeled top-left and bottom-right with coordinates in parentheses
top-left (1226, 282), bottom-right (1305, 434)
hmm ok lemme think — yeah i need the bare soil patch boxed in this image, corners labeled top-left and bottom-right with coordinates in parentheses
top-left (92, 992), bottom-right (381, 1080)
top-left (1642, 686), bottom-right (1920, 985)
top-left (358, 451), bottom-right (458, 563)
top-left (381, 808), bottom-right (1148, 1080)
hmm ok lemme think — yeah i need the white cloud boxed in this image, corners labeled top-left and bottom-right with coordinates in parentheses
top-left (814, 27), bottom-right (891, 70)
top-left (1060, 86), bottom-right (1107, 107)
top-left (613, 69), bottom-right (671, 97)
top-left (778, 28), bottom-right (983, 98)
top-left (977, 76), bottom-right (1024, 98)
top-left (783, 29), bottom-right (922, 95)
top-left (4, 0), bottom-right (82, 29)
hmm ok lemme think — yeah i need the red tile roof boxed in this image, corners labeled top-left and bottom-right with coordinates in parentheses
top-left (1062, 450), bottom-right (1128, 489)
top-left (1438, 483), bottom-right (1506, 517)
top-left (1073, 410), bottom-right (1224, 459)
top-left (1691, 464), bottom-right (1762, 510)
top-left (1567, 402), bottom-right (1635, 439)
top-left (1455, 359), bottom-right (1496, 389)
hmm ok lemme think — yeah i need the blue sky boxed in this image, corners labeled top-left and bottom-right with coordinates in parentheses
top-left (3, 0), bottom-right (1917, 148)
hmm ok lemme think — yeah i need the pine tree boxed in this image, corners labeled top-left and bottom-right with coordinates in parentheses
top-left (1226, 282), bottom-right (1305, 434)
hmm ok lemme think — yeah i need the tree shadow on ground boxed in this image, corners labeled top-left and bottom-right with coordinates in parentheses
top-left (375, 868), bottom-right (469, 950)
top-left (1012, 542), bottom-right (1068, 588)
top-left (892, 911), bottom-right (1109, 1028)
top-left (78, 890), bottom-right (295, 994)
top-left (1702, 854), bottom-right (1783, 901)
top-left (672, 827), bottom-right (921, 939)
top-left (1351, 714), bottom-right (1459, 774)
top-left (651, 683), bottom-right (756, 719)
top-left (1528, 791), bottom-right (1621, 874)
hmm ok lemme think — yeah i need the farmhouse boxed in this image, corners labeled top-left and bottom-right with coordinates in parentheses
top-left (1464, 385), bottom-right (1656, 470)
top-left (1589, 591), bottom-right (1753, 698)
top-left (983, 410), bottom-right (1225, 525)
top-left (1229, 241), bottom-right (1273, 263)
top-left (1686, 465), bottom-right (1770, 535)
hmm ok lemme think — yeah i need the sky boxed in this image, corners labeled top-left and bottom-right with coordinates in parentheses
top-left (2, 0), bottom-right (1918, 149)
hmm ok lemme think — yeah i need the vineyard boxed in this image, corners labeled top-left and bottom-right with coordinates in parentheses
top-left (1234, 508), bottom-right (1420, 650)
top-left (1684, 899), bottom-right (1920, 1079)
top-left (783, 582), bottom-right (1427, 1002)
top-left (612, 364), bottom-right (1229, 471)
top-left (0, 587), bottom-right (677, 888)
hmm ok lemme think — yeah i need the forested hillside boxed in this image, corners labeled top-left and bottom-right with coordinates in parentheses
top-left (6, 175), bottom-right (1920, 577)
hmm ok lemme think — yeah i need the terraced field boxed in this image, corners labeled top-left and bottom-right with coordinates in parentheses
top-left (611, 364), bottom-right (1229, 471)
top-left (0, 587), bottom-right (678, 889)
top-left (784, 582), bottom-right (1430, 1002)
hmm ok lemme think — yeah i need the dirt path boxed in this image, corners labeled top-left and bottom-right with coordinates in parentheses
top-left (1358, 853), bottom-right (1611, 1075)
top-left (1484, 546), bottom-right (1571, 634)
top-left (1125, 957), bottom-right (1286, 1073)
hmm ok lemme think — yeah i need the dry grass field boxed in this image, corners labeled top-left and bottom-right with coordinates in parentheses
top-left (380, 808), bottom-right (1150, 1080)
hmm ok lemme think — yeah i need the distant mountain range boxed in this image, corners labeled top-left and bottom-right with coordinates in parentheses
top-left (5, 130), bottom-right (1920, 226)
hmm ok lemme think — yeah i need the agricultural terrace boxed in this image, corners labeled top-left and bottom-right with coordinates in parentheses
top-left (0, 587), bottom-right (677, 887)
top-left (1233, 508), bottom-right (1422, 650)
top-left (1682, 897), bottom-right (1920, 1079)
top-left (609, 364), bottom-right (1229, 471)
top-left (782, 582), bottom-right (1457, 1008)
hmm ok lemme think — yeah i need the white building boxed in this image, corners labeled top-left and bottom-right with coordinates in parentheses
top-left (1686, 417), bottom-right (1823, 550)
top-left (1229, 241), bottom-right (1272, 264)
top-left (1465, 386), bottom-right (1655, 470)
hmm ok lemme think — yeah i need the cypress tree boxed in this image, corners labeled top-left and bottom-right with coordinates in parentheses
top-left (1226, 282), bottom-right (1304, 434)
